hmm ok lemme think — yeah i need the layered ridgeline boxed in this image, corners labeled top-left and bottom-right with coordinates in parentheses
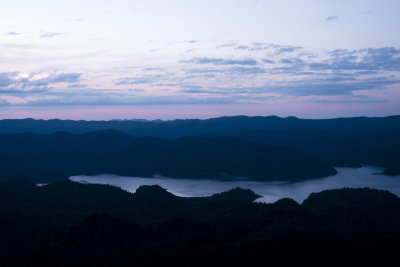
top-left (0, 115), bottom-right (399, 174)
top-left (1, 180), bottom-right (400, 266)
top-left (1, 115), bottom-right (399, 137)
top-left (0, 130), bottom-right (336, 183)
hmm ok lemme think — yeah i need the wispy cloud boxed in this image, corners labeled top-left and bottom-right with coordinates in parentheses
top-left (5, 91), bottom-right (241, 106)
top-left (115, 74), bottom-right (164, 85)
top-left (180, 57), bottom-right (258, 66)
top-left (227, 67), bottom-right (266, 74)
top-left (234, 42), bottom-right (270, 51)
top-left (221, 76), bottom-right (400, 97)
top-left (308, 95), bottom-right (385, 104)
top-left (5, 31), bottom-right (20, 36)
top-left (40, 32), bottom-right (62, 38)
top-left (216, 42), bottom-right (237, 49)
top-left (274, 46), bottom-right (302, 55)
top-left (325, 16), bottom-right (338, 22)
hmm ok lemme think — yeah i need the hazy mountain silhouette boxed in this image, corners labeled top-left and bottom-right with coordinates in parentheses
top-left (0, 115), bottom-right (399, 138)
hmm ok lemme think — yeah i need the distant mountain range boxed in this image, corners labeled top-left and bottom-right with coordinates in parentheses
top-left (0, 130), bottom-right (336, 182)
top-left (1, 115), bottom-right (399, 138)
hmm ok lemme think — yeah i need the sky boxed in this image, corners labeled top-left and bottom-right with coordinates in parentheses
top-left (1, 0), bottom-right (400, 120)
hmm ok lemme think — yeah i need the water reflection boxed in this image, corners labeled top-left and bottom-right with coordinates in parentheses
top-left (70, 166), bottom-right (400, 203)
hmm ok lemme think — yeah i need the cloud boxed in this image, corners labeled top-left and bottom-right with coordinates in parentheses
top-left (115, 75), bottom-right (163, 85)
top-left (46, 73), bottom-right (81, 83)
top-left (40, 32), bottom-right (62, 38)
top-left (185, 68), bottom-right (224, 75)
top-left (0, 72), bottom-right (18, 87)
top-left (234, 42), bottom-right (270, 51)
top-left (27, 73), bottom-right (81, 86)
top-left (5, 32), bottom-right (20, 36)
top-left (12, 90), bottom-right (241, 106)
top-left (233, 42), bottom-right (302, 53)
top-left (285, 77), bottom-right (399, 96)
top-left (180, 57), bottom-right (258, 66)
top-left (0, 99), bottom-right (10, 106)
top-left (227, 67), bottom-right (266, 74)
top-left (308, 95), bottom-right (385, 104)
top-left (68, 83), bottom-right (87, 89)
top-left (0, 72), bottom-right (81, 94)
top-left (253, 47), bottom-right (400, 76)
top-left (219, 42), bottom-right (302, 55)
top-left (325, 16), bottom-right (338, 22)
top-left (128, 88), bottom-right (146, 93)
top-left (267, 58), bottom-right (307, 74)
top-left (177, 45), bottom-right (400, 101)
top-left (262, 59), bottom-right (275, 64)
top-left (280, 58), bottom-right (305, 65)
top-left (180, 89), bottom-right (211, 94)
top-left (179, 85), bottom-right (213, 94)
top-left (359, 47), bottom-right (400, 71)
top-left (310, 47), bottom-right (400, 71)
top-left (180, 86), bottom-right (249, 95)
top-left (142, 67), bottom-right (161, 71)
top-left (216, 42), bottom-right (237, 49)
top-left (184, 66), bottom-right (265, 75)
top-left (274, 46), bottom-right (301, 55)
top-left (235, 45), bottom-right (250, 50)
top-left (239, 76), bottom-right (400, 97)
top-left (2, 43), bottom-right (400, 107)
top-left (181, 72), bottom-right (399, 99)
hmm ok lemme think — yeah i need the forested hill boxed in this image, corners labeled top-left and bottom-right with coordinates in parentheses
top-left (0, 130), bottom-right (336, 183)
top-left (0, 115), bottom-right (399, 138)
top-left (202, 129), bottom-right (400, 174)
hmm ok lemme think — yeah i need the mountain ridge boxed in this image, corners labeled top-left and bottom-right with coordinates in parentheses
top-left (0, 130), bottom-right (336, 183)
top-left (1, 115), bottom-right (399, 138)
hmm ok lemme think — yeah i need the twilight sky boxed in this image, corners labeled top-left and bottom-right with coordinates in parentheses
top-left (1, 0), bottom-right (400, 120)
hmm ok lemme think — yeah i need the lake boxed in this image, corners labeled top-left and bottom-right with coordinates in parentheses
top-left (69, 166), bottom-right (400, 203)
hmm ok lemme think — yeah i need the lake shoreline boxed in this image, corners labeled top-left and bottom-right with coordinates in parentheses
top-left (70, 166), bottom-right (400, 203)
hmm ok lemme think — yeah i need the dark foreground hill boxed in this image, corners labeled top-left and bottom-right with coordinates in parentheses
top-left (0, 180), bottom-right (400, 266)
top-left (0, 130), bottom-right (336, 183)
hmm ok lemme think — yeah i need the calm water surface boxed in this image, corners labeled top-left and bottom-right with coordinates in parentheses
top-left (70, 166), bottom-right (400, 203)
